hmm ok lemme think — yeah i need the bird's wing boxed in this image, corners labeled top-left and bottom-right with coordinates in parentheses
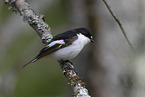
top-left (38, 40), bottom-right (65, 58)
top-left (23, 36), bottom-right (78, 67)
top-left (23, 42), bottom-right (63, 67)
top-left (39, 35), bottom-right (78, 58)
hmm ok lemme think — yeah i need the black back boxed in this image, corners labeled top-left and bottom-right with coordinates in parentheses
top-left (52, 28), bottom-right (92, 42)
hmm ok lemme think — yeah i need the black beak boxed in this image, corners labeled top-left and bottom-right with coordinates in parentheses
top-left (90, 39), bottom-right (95, 43)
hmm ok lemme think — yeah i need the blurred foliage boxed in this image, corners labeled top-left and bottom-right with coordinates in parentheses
top-left (0, 2), bottom-right (12, 24)
top-left (45, 0), bottom-right (69, 29)
top-left (2, 33), bottom-right (36, 71)
top-left (13, 60), bottom-right (68, 97)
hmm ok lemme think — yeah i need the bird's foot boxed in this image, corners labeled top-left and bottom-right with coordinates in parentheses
top-left (58, 60), bottom-right (73, 65)
top-left (65, 60), bottom-right (73, 65)
top-left (58, 60), bottom-right (74, 71)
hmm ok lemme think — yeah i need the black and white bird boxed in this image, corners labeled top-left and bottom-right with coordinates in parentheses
top-left (23, 28), bottom-right (94, 67)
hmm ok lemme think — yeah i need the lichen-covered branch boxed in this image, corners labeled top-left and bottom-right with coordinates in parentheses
top-left (59, 61), bottom-right (90, 97)
top-left (4, 0), bottom-right (90, 96)
top-left (4, 0), bottom-right (53, 44)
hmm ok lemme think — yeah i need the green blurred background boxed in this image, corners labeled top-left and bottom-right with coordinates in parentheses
top-left (1, 0), bottom-right (145, 97)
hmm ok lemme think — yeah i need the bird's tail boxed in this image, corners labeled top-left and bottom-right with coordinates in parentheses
top-left (23, 57), bottom-right (38, 68)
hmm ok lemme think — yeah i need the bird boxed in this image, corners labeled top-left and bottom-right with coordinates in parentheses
top-left (23, 28), bottom-right (94, 67)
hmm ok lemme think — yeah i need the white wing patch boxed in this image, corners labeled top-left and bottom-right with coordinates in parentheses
top-left (47, 40), bottom-right (65, 47)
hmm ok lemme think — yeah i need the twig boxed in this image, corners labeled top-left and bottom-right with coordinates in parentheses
top-left (4, 0), bottom-right (90, 96)
top-left (102, 0), bottom-right (135, 51)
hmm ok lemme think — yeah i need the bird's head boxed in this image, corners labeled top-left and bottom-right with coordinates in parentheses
top-left (75, 28), bottom-right (95, 43)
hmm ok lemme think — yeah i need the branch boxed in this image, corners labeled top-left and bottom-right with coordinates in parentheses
top-left (4, 0), bottom-right (90, 96)
top-left (102, 0), bottom-right (135, 52)
top-left (59, 61), bottom-right (90, 97)
top-left (4, 0), bottom-right (53, 44)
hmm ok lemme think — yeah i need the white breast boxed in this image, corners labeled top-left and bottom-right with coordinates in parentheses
top-left (50, 33), bottom-right (90, 60)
